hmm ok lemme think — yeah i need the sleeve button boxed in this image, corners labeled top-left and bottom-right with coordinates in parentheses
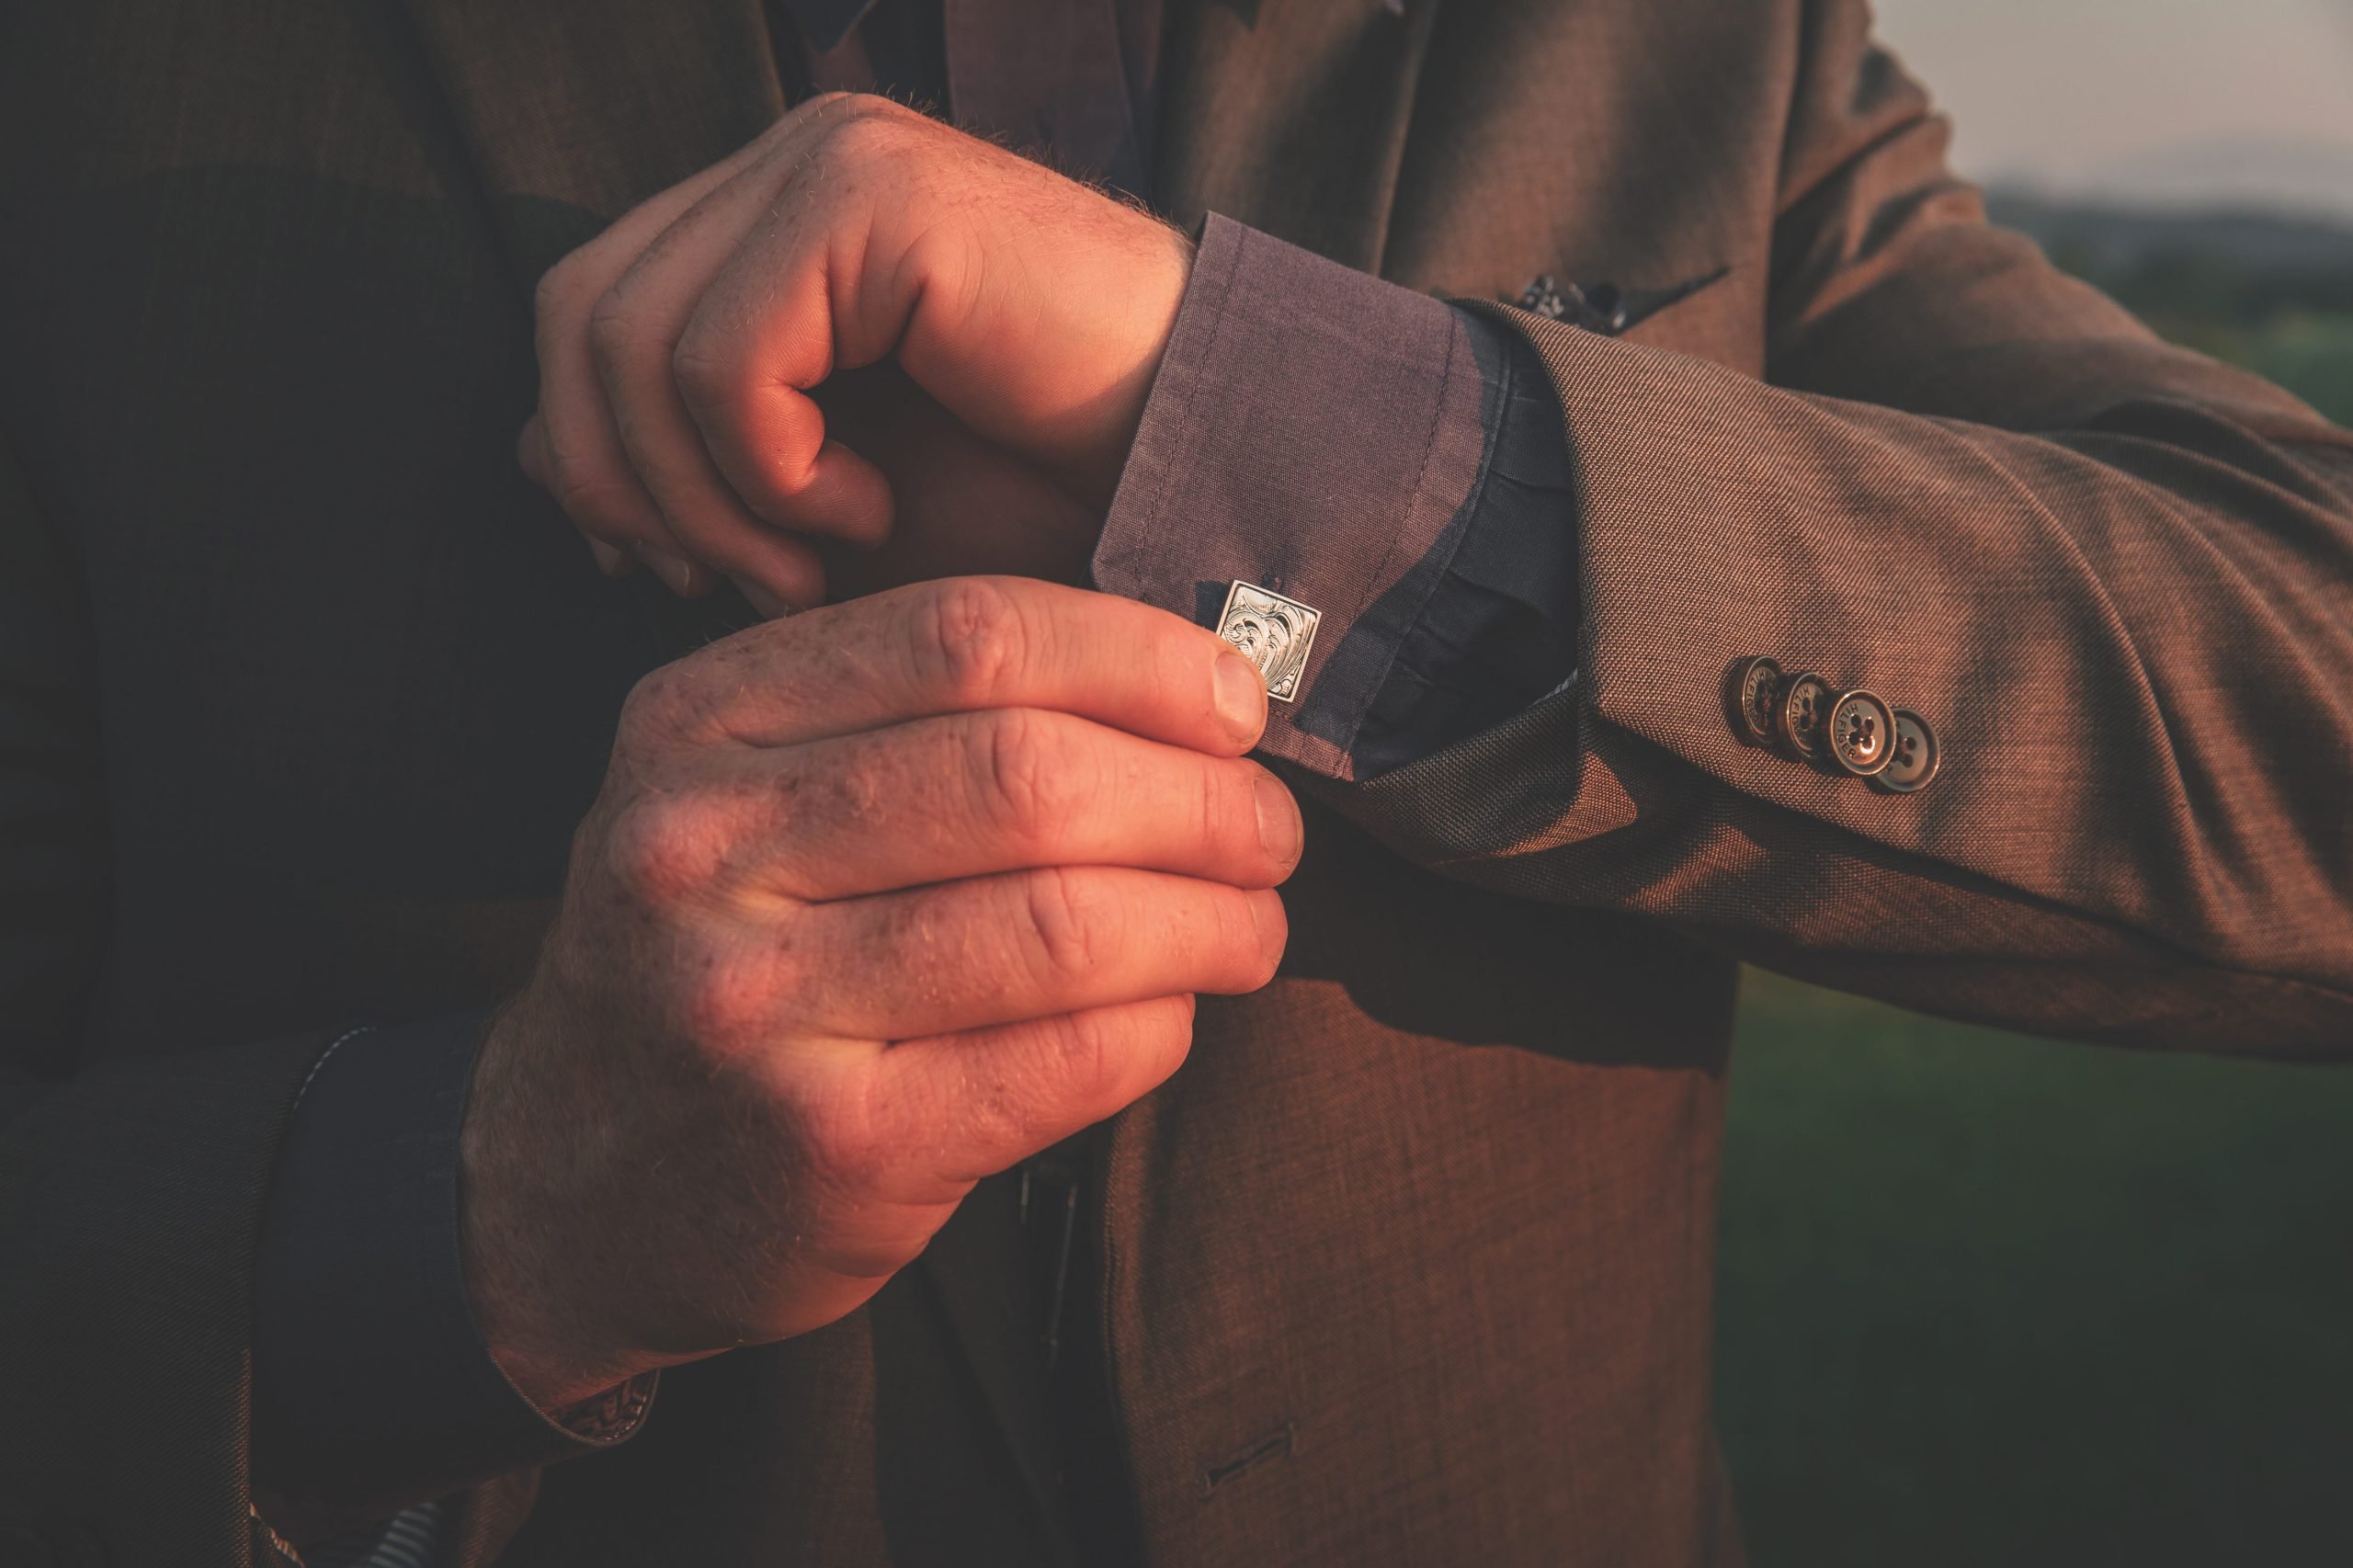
top-left (1775, 671), bottom-right (1832, 762)
top-left (1824, 688), bottom-right (1895, 778)
top-left (1729, 656), bottom-right (1782, 744)
top-left (1873, 708), bottom-right (1940, 793)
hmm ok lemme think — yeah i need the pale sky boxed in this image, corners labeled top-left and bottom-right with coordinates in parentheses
top-left (1871, 0), bottom-right (2353, 216)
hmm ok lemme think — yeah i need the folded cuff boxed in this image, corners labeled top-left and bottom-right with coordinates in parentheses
top-left (1092, 214), bottom-right (1495, 781)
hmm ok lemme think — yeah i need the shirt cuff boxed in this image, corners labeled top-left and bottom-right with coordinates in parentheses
top-left (251, 1014), bottom-right (654, 1517)
top-left (1096, 216), bottom-right (1581, 777)
top-left (1349, 307), bottom-right (1580, 777)
top-left (1094, 213), bottom-right (1499, 781)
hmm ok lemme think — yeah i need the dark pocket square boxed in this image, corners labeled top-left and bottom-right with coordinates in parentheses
top-left (1514, 267), bottom-right (1729, 334)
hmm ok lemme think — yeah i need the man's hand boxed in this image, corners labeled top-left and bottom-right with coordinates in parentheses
top-left (460, 578), bottom-right (1295, 1411)
top-left (517, 94), bottom-right (1193, 611)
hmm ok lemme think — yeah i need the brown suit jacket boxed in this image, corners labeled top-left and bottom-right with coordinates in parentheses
top-left (1, 0), bottom-right (2347, 1564)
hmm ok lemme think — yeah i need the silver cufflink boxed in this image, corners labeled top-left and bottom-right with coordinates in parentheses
top-left (1214, 582), bottom-right (1320, 703)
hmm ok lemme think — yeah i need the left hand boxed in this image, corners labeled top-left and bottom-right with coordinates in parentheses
top-left (518, 93), bottom-right (1195, 612)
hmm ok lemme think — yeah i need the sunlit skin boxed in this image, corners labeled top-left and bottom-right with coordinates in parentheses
top-left (460, 579), bottom-right (1300, 1412)
top-left (482, 97), bottom-right (1281, 1416)
top-left (517, 91), bottom-right (1197, 610)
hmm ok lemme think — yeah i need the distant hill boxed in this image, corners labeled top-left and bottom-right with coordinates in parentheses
top-left (1985, 137), bottom-right (2353, 229)
top-left (1984, 191), bottom-right (2353, 324)
top-left (1982, 192), bottom-right (2353, 424)
top-left (1987, 191), bottom-right (2353, 276)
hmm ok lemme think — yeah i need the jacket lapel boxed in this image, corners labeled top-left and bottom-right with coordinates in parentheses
top-left (392, 0), bottom-right (789, 289)
top-left (1153, 0), bottom-right (1442, 272)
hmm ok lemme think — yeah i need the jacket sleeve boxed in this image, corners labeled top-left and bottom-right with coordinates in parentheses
top-left (1095, 0), bottom-right (2353, 1058)
top-left (1337, 3), bottom-right (2353, 1056)
top-left (0, 445), bottom-right (544, 1566)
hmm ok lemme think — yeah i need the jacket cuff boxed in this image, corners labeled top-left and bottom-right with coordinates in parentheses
top-left (251, 1014), bottom-right (654, 1521)
top-left (1092, 214), bottom-right (1495, 781)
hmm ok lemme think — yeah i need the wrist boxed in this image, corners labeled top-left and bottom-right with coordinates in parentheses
top-left (458, 996), bottom-right (657, 1413)
top-left (1068, 217), bottom-right (1197, 510)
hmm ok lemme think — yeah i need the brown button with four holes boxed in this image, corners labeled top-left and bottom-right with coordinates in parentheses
top-left (1774, 671), bottom-right (1832, 761)
top-left (1824, 688), bottom-right (1895, 778)
top-left (1874, 708), bottom-right (1940, 793)
top-left (1730, 655), bottom-right (1781, 744)
top-left (1733, 655), bottom-right (1939, 794)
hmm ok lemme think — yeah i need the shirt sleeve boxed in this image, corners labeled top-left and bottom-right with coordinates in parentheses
top-left (250, 1013), bottom-right (655, 1532)
top-left (1091, 213), bottom-right (1577, 782)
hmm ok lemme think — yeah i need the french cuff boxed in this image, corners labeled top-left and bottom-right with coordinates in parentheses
top-left (251, 1014), bottom-right (654, 1519)
top-left (1093, 213), bottom-right (1493, 782)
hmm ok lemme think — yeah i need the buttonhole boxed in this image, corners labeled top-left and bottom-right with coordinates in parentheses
top-left (1204, 1424), bottom-right (1296, 1494)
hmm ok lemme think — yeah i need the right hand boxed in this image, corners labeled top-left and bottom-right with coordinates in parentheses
top-left (459, 577), bottom-right (1297, 1410)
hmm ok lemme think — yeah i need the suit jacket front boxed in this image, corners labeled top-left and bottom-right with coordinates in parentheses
top-left (1, 1), bottom-right (2348, 1565)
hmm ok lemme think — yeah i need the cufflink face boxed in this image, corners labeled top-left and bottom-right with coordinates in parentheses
top-left (1214, 582), bottom-right (1321, 703)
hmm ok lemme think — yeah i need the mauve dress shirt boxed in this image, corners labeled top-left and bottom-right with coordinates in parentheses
top-left (248, 0), bottom-right (1579, 1552)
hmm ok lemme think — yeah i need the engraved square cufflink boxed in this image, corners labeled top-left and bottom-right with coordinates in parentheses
top-left (1214, 582), bottom-right (1320, 703)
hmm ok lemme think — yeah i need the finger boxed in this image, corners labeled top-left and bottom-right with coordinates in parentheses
top-left (795, 867), bottom-right (1286, 1041)
top-left (525, 129), bottom-right (784, 595)
top-left (872, 995), bottom-right (1198, 1187)
top-left (588, 537), bottom-right (631, 577)
top-left (702, 707), bottom-right (1302, 901)
top-left (730, 574), bottom-right (791, 619)
top-left (629, 540), bottom-right (716, 597)
top-left (667, 191), bottom-right (899, 547)
top-left (677, 106), bottom-right (1180, 517)
top-left (588, 161), bottom-right (844, 604)
top-left (522, 415), bottom-right (643, 581)
top-left (648, 98), bottom-right (911, 546)
top-left (637, 577), bottom-right (1272, 756)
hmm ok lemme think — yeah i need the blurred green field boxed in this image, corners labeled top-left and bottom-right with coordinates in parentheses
top-left (1713, 208), bottom-right (2353, 1565)
top-left (1715, 972), bottom-right (2353, 1565)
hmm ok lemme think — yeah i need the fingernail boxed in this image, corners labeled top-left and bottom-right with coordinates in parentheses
top-left (587, 538), bottom-right (629, 576)
top-left (1213, 653), bottom-right (1267, 744)
top-left (633, 544), bottom-right (704, 597)
top-left (731, 575), bottom-right (792, 619)
top-left (1252, 773), bottom-right (1301, 865)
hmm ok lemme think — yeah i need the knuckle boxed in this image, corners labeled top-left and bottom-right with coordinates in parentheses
top-left (677, 941), bottom-right (804, 1063)
top-left (585, 289), bottom-right (648, 372)
top-left (602, 790), bottom-right (729, 906)
top-left (674, 949), bottom-right (781, 1060)
top-left (617, 663), bottom-right (693, 744)
top-left (1200, 760), bottom-right (1249, 858)
top-left (958, 1014), bottom-right (1107, 1159)
top-left (971, 710), bottom-right (1082, 851)
top-left (953, 1063), bottom-right (1045, 1163)
top-left (910, 578), bottom-right (1029, 707)
top-left (1015, 867), bottom-right (1108, 989)
top-left (778, 89), bottom-right (855, 133)
top-left (812, 731), bottom-right (896, 832)
top-left (532, 254), bottom-right (591, 325)
top-left (669, 333), bottom-right (745, 417)
top-left (790, 1072), bottom-right (889, 1195)
top-left (546, 453), bottom-right (640, 531)
top-left (654, 507), bottom-right (749, 576)
top-left (1044, 1008), bottom-right (1121, 1099)
top-left (817, 98), bottom-right (915, 162)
